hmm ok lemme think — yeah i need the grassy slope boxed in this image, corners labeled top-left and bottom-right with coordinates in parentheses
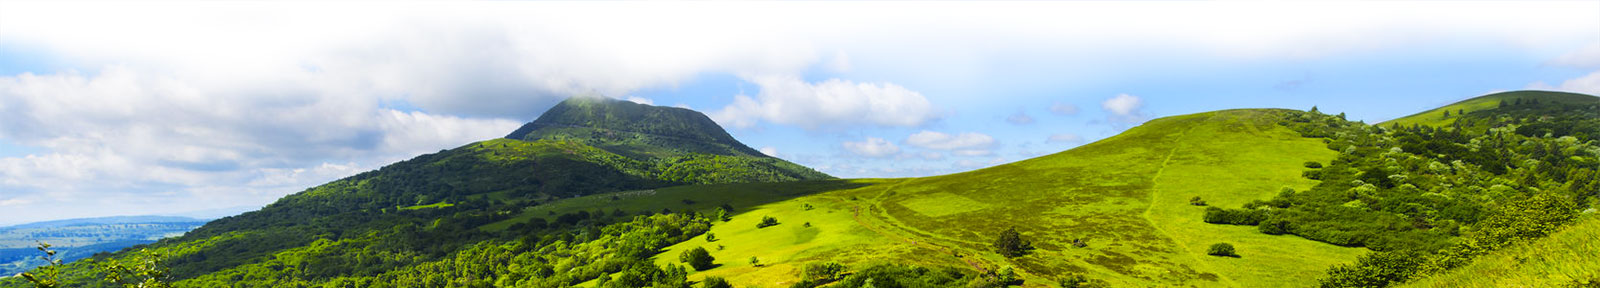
top-left (1379, 90), bottom-right (1598, 128)
top-left (1400, 215), bottom-right (1600, 288)
top-left (532, 109), bottom-right (1366, 287)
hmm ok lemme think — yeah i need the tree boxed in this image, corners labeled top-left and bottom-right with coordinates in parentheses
top-left (1189, 196), bottom-right (1207, 206)
top-left (757, 216), bottom-right (779, 228)
top-left (1207, 243), bottom-right (1237, 257)
top-left (993, 227), bottom-right (1034, 257)
top-left (705, 232), bottom-right (718, 242)
top-left (701, 276), bottom-right (733, 288)
top-left (680, 247), bottom-right (716, 271)
top-left (1443, 110), bottom-right (1450, 118)
top-left (749, 256), bottom-right (763, 267)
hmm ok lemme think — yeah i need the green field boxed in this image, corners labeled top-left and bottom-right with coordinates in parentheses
top-left (1400, 215), bottom-right (1600, 288)
top-left (582, 109), bottom-right (1369, 287)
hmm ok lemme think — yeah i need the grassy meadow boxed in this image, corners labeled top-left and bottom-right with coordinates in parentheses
top-left (1400, 215), bottom-right (1600, 288)
top-left (521, 109), bottom-right (1367, 287)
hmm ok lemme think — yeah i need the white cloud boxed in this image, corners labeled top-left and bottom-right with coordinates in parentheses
top-left (712, 76), bottom-right (940, 130)
top-left (759, 146), bottom-right (779, 157)
top-left (1047, 133), bottom-right (1085, 144)
top-left (1006, 111), bottom-right (1036, 125)
top-left (918, 151), bottom-right (945, 160)
top-left (625, 96), bottom-right (655, 105)
top-left (1050, 103), bottom-right (1080, 116)
top-left (1551, 43), bottom-right (1600, 68)
top-left (1101, 93), bottom-right (1146, 124)
top-left (905, 130), bottom-right (996, 151)
top-left (1102, 94), bottom-right (1143, 116)
top-left (842, 137), bottom-right (900, 158)
top-left (0, 65), bottom-right (520, 224)
top-left (1527, 70), bottom-right (1600, 96)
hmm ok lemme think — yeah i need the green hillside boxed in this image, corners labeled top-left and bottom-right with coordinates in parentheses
top-left (1380, 90), bottom-right (1597, 128)
top-left (1399, 215), bottom-right (1599, 288)
top-left (0, 98), bottom-right (829, 287)
top-left (643, 109), bottom-right (1366, 287)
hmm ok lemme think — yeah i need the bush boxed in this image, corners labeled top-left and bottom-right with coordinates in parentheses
top-left (679, 247), bottom-right (715, 271)
top-left (802, 261), bottom-right (848, 282)
top-left (701, 276), bottom-right (733, 288)
top-left (1207, 243), bottom-right (1237, 257)
top-left (757, 216), bottom-right (779, 228)
top-left (993, 227), bottom-right (1034, 257)
top-left (1259, 218), bottom-right (1289, 235)
top-left (1203, 207), bottom-right (1267, 225)
top-left (1304, 161), bottom-right (1323, 168)
top-left (1189, 196), bottom-right (1207, 206)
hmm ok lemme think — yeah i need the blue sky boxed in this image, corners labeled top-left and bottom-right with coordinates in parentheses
top-left (1, 1), bottom-right (1597, 225)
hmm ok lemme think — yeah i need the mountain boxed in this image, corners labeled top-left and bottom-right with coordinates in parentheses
top-left (4, 91), bottom-right (1593, 288)
top-left (506, 96), bottom-right (764, 158)
top-left (0, 96), bottom-right (831, 287)
top-left (0, 216), bottom-right (206, 277)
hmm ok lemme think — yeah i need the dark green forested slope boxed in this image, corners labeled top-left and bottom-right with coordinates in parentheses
top-left (2, 98), bottom-right (828, 287)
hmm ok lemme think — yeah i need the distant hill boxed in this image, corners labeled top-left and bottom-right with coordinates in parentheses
top-left (1, 216), bottom-right (203, 231)
top-left (0, 216), bottom-right (206, 277)
top-left (1380, 90), bottom-right (1597, 128)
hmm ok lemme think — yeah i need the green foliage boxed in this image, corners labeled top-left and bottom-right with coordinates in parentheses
top-left (801, 261), bottom-right (848, 283)
top-left (700, 276), bottom-right (733, 288)
top-left (757, 216), bottom-right (779, 229)
top-left (679, 247), bottom-right (715, 271)
top-left (100, 249), bottom-right (172, 288)
top-left (1058, 273), bottom-right (1109, 288)
top-left (1304, 161), bottom-right (1323, 168)
top-left (19, 242), bottom-right (61, 288)
top-left (1320, 250), bottom-right (1426, 288)
top-left (992, 227), bottom-right (1033, 258)
top-left (830, 264), bottom-right (974, 288)
top-left (1207, 243), bottom-right (1237, 257)
top-left (1189, 196), bottom-right (1207, 206)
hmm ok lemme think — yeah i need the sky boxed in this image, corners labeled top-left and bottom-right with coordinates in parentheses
top-left (1, 1), bottom-right (1597, 225)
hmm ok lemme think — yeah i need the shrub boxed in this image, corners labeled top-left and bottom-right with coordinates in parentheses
top-left (757, 216), bottom-right (779, 228)
top-left (679, 247), bottom-right (715, 271)
top-left (701, 276), bottom-right (733, 288)
top-left (1207, 243), bottom-right (1237, 257)
top-left (1304, 161), bottom-right (1324, 168)
top-left (802, 261), bottom-right (848, 282)
top-left (1259, 218), bottom-right (1289, 235)
top-left (705, 233), bottom-right (718, 242)
top-left (1189, 196), bottom-right (1207, 206)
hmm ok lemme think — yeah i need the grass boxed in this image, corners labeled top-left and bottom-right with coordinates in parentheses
top-left (398, 202), bottom-right (453, 210)
top-left (639, 109), bottom-right (1366, 287)
top-left (1380, 90), bottom-right (1598, 128)
top-left (1400, 215), bottom-right (1600, 288)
